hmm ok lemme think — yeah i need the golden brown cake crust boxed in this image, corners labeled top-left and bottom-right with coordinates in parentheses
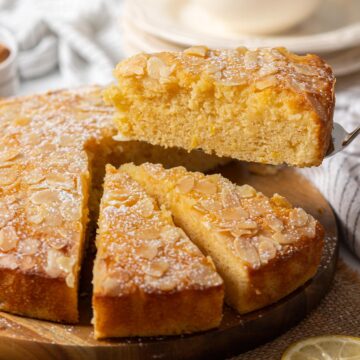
top-left (108, 47), bottom-right (335, 166)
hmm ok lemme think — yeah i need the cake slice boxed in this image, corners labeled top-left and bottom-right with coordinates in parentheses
top-left (106, 46), bottom-right (335, 167)
top-left (121, 163), bottom-right (324, 314)
top-left (92, 165), bottom-right (224, 339)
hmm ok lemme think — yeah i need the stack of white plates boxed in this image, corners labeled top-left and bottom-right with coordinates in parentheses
top-left (121, 0), bottom-right (360, 76)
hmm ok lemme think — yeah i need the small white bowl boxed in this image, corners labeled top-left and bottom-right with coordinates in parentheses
top-left (0, 27), bottom-right (19, 97)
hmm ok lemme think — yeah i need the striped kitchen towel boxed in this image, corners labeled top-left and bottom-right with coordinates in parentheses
top-left (301, 76), bottom-right (360, 258)
top-left (0, 0), bottom-right (121, 85)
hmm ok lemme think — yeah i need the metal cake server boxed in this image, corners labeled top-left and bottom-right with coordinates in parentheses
top-left (326, 123), bottom-right (360, 157)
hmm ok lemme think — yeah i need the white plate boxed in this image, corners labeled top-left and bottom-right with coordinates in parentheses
top-left (125, 0), bottom-right (360, 53)
top-left (122, 17), bottom-right (360, 76)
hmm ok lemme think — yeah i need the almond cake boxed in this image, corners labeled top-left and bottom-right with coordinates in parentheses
top-left (92, 165), bottom-right (224, 338)
top-left (121, 163), bottom-right (324, 314)
top-left (0, 86), bottom-right (226, 323)
top-left (106, 46), bottom-right (335, 167)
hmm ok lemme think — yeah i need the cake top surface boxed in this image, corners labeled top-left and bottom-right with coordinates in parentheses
top-left (93, 165), bottom-right (223, 296)
top-left (122, 162), bottom-right (323, 271)
top-left (0, 86), bottom-right (114, 285)
top-left (114, 46), bottom-right (335, 123)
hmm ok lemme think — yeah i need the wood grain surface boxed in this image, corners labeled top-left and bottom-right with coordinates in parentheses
top-left (0, 163), bottom-right (338, 360)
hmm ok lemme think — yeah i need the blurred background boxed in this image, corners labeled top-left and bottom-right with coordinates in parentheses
top-left (1, 0), bottom-right (360, 96)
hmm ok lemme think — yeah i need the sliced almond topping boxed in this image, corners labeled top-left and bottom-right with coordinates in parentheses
top-left (48, 237), bottom-right (68, 250)
top-left (0, 226), bottom-right (18, 252)
top-left (21, 256), bottom-right (37, 271)
top-left (59, 135), bottom-right (75, 147)
top-left (27, 205), bottom-right (45, 225)
top-left (0, 254), bottom-right (18, 270)
top-left (289, 208), bottom-right (309, 227)
top-left (46, 173), bottom-right (73, 189)
top-left (230, 226), bottom-right (253, 237)
top-left (221, 206), bottom-right (248, 221)
top-left (45, 249), bottom-right (63, 277)
top-left (147, 56), bottom-right (174, 80)
top-left (234, 238), bottom-right (261, 269)
top-left (20, 238), bottom-right (40, 255)
top-left (244, 51), bottom-right (258, 69)
top-left (57, 255), bottom-right (75, 274)
top-left (266, 215), bottom-right (284, 232)
top-left (272, 231), bottom-right (297, 244)
top-left (137, 227), bottom-right (161, 240)
top-left (302, 218), bottom-right (317, 238)
top-left (137, 198), bottom-right (154, 218)
top-left (176, 175), bottom-right (195, 194)
top-left (257, 236), bottom-right (277, 264)
top-left (160, 226), bottom-right (181, 243)
top-left (237, 184), bottom-right (256, 198)
top-left (221, 187), bottom-right (241, 208)
top-left (14, 117), bottom-right (31, 126)
top-left (156, 278), bottom-right (177, 291)
top-left (60, 203), bottom-right (81, 222)
top-left (30, 190), bottom-right (59, 205)
top-left (136, 242), bottom-right (159, 260)
top-left (255, 75), bottom-right (277, 90)
top-left (197, 198), bottom-right (223, 212)
top-left (184, 46), bottom-right (208, 57)
top-left (24, 170), bottom-right (45, 185)
top-left (0, 167), bottom-right (18, 186)
top-left (66, 273), bottom-right (75, 288)
top-left (0, 149), bottom-right (20, 163)
top-left (271, 193), bottom-right (292, 208)
top-left (146, 260), bottom-right (169, 278)
top-left (195, 179), bottom-right (217, 195)
top-left (44, 208), bottom-right (63, 227)
top-left (236, 219), bottom-right (258, 229)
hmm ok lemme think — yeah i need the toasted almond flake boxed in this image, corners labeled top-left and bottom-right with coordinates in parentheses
top-left (195, 179), bottom-right (217, 195)
top-left (257, 236), bottom-right (277, 264)
top-left (0, 254), bottom-right (18, 269)
top-left (0, 167), bottom-right (17, 186)
top-left (0, 149), bottom-right (20, 163)
top-left (57, 255), bottom-right (75, 274)
top-left (221, 187), bottom-right (241, 208)
top-left (30, 190), bottom-right (59, 205)
top-left (45, 249), bottom-right (63, 277)
top-left (48, 237), bottom-right (68, 250)
top-left (145, 260), bottom-right (169, 277)
top-left (59, 135), bottom-right (75, 147)
top-left (136, 242), bottom-right (159, 260)
top-left (160, 226), bottom-right (181, 243)
top-left (236, 219), bottom-right (258, 229)
top-left (0, 226), bottom-right (18, 252)
top-left (234, 238), bottom-right (261, 269)
top-left (302, 218), bottom-right (317, 238)
top-left (45, 208), bottom-right (63, 227)
top-left (289, 208), bottom-right (309, 227)
top-left (137, 227), bottom-right (161, 240)
top-left (147, 56), bottom-right (174, 80)
top-left (221, 206), bottom-right (248, 221)
top-left (176, 175), bottom-right (195, 194)
top-left (255, 75), bottom-right (277, 90)
top-left (266, 215), bottom-right (284, 232)
top-left (137, 198), bottom-right (154, 218)
top-left (229, 227), bottom-right (253, 237)
top-left (272, 231), bottom-right (297, 244)
top-left (21, 256), bottom-right (36, 271)
top-left (27, 205), bottom-right (45, 225)
top-left (60, 203), bottom-right (81, 221)
top-left (20, 239), bottom-right (40, 255)
top-left (197, 198), bottom-right (223, 212)
top-left (244, 51), bottom-right (258, 69)
top-left (46, 173), bottom-right (73, 189)
top-left (237, 184), bottom-right (256, 198)
top-left (184, 45), bottom-right (208, 57)
top-left (24, 170), bottom-right (45, 185)
top-left (66, 273), bottom-right (75, 288)
top-left (156, 278), bottom-right (177, 291)
top-left (13, 117), bottom-right (31, 126)
top-left (271, 193), bottom-right (292, 208)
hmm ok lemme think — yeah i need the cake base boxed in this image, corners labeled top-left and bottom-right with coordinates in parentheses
top-left (0, 164), bottom-right (338, 360)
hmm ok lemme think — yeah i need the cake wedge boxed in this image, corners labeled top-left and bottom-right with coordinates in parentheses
top-left (106, 46), bottom-right (335, 167)
top-left (121, 163), bottom-right (324, 314)
top-left (92, 165), bottom-right (224, 339)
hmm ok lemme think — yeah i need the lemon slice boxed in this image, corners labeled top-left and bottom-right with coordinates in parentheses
top-left (282, 335), bottom-right (360, 360)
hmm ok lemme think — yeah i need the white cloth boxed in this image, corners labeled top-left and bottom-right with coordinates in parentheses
top-left (0, 0), bottom-right (359, 258)
top-left (0, 0), bottom-right (122, 85)
top-left (301, 75), bottom-right (360, 258)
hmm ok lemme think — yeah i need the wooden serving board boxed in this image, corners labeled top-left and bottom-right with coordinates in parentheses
top-left (0, 163), bottom-right (338, 360)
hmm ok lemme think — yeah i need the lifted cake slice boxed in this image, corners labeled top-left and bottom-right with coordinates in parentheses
top-left (106, 46), bottom-right (335, 167)
top-left (121, 163), bottom-right (324, 314)
top-left (92, 165), bottom-right (224, 339)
